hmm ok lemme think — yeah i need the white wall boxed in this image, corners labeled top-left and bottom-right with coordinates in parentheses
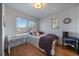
top-left (2, 4), bottom-right (5, 56)
top-left (5, 7), bottom-right (39, 36)
top-left (78, 6), bottom-right (79, 35)
top-left (0, 3), bottom-right (2, 56)
top-left (39, 5), bottom-right (79, 45)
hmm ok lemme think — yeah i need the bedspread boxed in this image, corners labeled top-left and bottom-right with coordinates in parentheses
top-left (39, 34), bottom-right (58, 55)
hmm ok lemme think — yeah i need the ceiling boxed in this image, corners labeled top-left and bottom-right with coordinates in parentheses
top-left (6, 3), bottom-right (79, 19)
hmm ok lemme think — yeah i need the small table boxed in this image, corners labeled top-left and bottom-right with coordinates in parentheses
top-left (7, 34), bottom-right (28, 54)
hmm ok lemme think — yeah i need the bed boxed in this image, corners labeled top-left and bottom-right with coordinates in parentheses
top-left (27, 32), bottom-right (58, 56)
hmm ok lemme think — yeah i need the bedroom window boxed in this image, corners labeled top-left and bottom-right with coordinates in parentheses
top-left (16, 17), bottom-right (36, 34)
top-left (28, 20), bottom-right (36, 32)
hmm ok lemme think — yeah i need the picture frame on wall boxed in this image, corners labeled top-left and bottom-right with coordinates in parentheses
top-left (51, 18), bottom-right (59, 29)
top-left (63, 18), bottom-right (71, 24)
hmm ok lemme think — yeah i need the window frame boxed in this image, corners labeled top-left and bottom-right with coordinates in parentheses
top-left (16, 17), bottom-right (36, 34)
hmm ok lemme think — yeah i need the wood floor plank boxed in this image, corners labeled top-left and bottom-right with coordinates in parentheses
top-left (5, 43), bottom-right (78, 56)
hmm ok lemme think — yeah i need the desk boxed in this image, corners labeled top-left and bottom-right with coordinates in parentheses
top-left (8, 34), bottom-right (28, 54)
top-left (62, 36), bottom-right (79, 55)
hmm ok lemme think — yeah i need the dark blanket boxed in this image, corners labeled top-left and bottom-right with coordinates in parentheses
top-left (39, 34), bottom-right (58, 55)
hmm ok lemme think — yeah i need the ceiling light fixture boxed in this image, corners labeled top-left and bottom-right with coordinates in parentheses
top-left (33, 3), bottom-right (43, 9)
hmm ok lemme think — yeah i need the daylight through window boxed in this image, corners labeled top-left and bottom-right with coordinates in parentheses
top-left (16, 17), bottom-right (36, 34)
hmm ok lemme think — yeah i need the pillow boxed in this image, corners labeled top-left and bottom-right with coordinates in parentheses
top-left (36, 32), bottom-right (40, 36)
top-left (29, 32), bottom-right (32, 35)
top-left (32, 32), bottom-right (37, 36)
top-left (39, 32), bottom-right (44, 35)
top-left (30, 32), bottom-right (44, 36)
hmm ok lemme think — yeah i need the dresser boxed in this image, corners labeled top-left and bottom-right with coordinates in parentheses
top-left (62, 32), bottom-right (79, 55)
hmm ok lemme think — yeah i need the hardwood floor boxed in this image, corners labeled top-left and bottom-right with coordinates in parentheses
top-left (5, 43), bottom-right (46, 56)
top-left (55, 45), bottom-right (78, 56)
top-left (5, 43), bottom-right (78, 56)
